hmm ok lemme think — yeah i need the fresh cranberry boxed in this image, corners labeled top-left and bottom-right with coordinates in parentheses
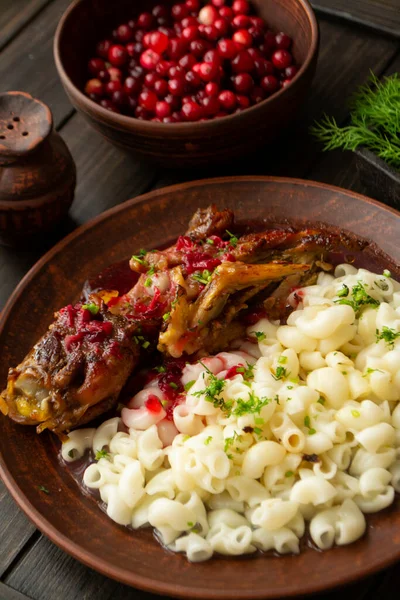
top-left (168, 38), bottom-right (188, 60)
top-left (130, 65), bottom-right (145, 79)
top-left (217, 38), bottom-right (237, 59)
top-left (185, 70), bottom-right (202, 88)
top-left (96, 39), bottom-right (112, 59)
top-left (202, 95), bottom-right (220, 115)
top-left (272, 49), bottom-right (292, 69)
top-left (232, 0), bottom-right (250, 14)
top-left (186, 0), bottom-right (200, 11)
top-left (152, 4), bottom-right (169, 18)
top-left (156, 60), bottom-right (171, 76)
top-left (137, 12), bottom-right (154, 29)
top-left (233, 29), bottom-right (252, 49)
top-left (263, 31), bottom-right (276, 52)
top-left (281, 78), bottom-right (292, 88)
top-left (198, 5), bottom-right (219, 24)
top-left (124, 76), bottom-right (142, 95)
top-left (169, 65), bottom-right (185, 78)
top-left (219, 6), bottom-right (233, 19)
top-left (139, 89), bottom-right (158, 111)
top-left (249, 26), bottom-right (264, 43)
top-left (143, 32), bottom-right (152, 48)
top-left (212, 0), bottom-right (225, 6)
top-left (218, 90), bottom-right (236, 110)
top-left (127, 96), bottom-right (138, 112)
top-left (251, 85), bottom-right (265, 103)
top-left (100, 98), bottom-right (119, 112)
top-left (126, 42), bottom-right (137, 57)
top-left (182, 25), bottom-right (199, 42)
top-left (111, 90), bottom-right (127, 106)
top-left (165, 94), bottom-right (181, 109)
top-left (190, 39), bottom-right (212, 58)
top-left (231, 49), bottom-right (254, 73)
top-left (108, 67), bottom-right (123, 81)
top-left (179, 53), bottom-right (197, 69)
top-left (182, 101), bottom-right (203, 120)
top-left (116, 24), bottom-right (133, 43)
top-left (236, 94), bottom-right (250, 108)
top-left (203, 49), bottom-right (220, 64)
top-left (154, 78), bottom-right (169, 96)
top-left (105, 79), bottom-right (122, 96)
top-left (85, 79), bottom-right (103, 96)
top-left (108, 44), bottom-right (128, 67)
top-left (205, 81), bottom-right (219, 96)
top-left (168, 78), bottom-right (186, 95)
top-left (172, 3), bottom-right (189, 19)
top-left (199, 61), bottom-right (219, 81)
top-left (134, 29), bottom-right (145, 43)
top-left (144, 73), bottom-right (160, 88)
top-left (97, 69), bottom-right (110, 83)
top-left (232, 14), bottom-right (250, 29)
top-left (140, 49), bottom-right (161, 69)
top-left (275, 32), bottom-right (291, 49)
top-left (174, 22), bottom-right (183, 36)
top-left (233, 72), bottom-right (253, 93)
top-left (155, 100), bottom-right (171, 118)
top-left (284, 65), bottom-right (299, 79)
top-left (261, 74), bottom-right (278, 93)
top-left (135, 106), bottom-right (150, 119)
top-left (250, 16), bottom-right (265, 29)
top-left (213, 18), bottom-right (229, 36)
top-left (204, 25), bottom-right (220, 41)
top-left (88, 58), bottom-right (105, 75)
top-left (254, 57), bottom-right (274, 77)
top-left (181, 16), bottom-right (198, 27)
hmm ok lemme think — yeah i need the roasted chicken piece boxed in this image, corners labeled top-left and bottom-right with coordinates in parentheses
top-left (0, 204), bottom-right (367, 435)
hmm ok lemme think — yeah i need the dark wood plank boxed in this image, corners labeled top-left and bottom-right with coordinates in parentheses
top-left (0, 0), bottom-right (53, 50)
top-left (0, 0), bottom-right (74, 127)
top-left (0, 582), bottom-right (33, 600)
top-left (312, 0), bottom-right (400, 38)
top-left (0, 482), bottom-right (36, 577)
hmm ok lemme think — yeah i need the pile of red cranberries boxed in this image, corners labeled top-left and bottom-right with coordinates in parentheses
top-left (84, 0), bottom-right (300, 123)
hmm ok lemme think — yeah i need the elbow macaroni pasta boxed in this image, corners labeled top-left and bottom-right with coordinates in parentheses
top-left (67, 265), bottom-right (400, 561)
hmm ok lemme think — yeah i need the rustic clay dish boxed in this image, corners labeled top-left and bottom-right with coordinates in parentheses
top-left (54, 0), bottom-right (319, 167)
top-left (1, 177), bottom-right (400, 599)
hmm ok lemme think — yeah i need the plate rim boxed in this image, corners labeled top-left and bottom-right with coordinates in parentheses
top-left (1, 175), bottom-right (400, 599)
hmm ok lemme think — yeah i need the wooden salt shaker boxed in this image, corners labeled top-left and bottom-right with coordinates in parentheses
top-left (0, 92), bottom-right (76, 246)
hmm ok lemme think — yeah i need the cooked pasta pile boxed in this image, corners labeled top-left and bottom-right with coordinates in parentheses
top-left (62, 264), bottom-right (400, 562)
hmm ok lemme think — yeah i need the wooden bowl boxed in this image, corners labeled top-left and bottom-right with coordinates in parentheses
top-left (53, 0), bottom-right (319, 167)
top-left (1, 177), bottom-right (400, 599)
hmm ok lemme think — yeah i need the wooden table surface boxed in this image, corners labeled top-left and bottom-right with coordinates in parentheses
top-left (0, 1), bottom-right (399, 599)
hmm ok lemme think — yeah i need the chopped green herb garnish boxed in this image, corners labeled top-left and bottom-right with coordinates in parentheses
top-left (285, 471), bottom-right (294, 478)
top-left (95, 449), bottom-right (110, 460)
top-left (144, 277), bottom-right (152, 287)
top-left (272, 366), bottom-right (289, 381)
top-left (163, 312), bottom-right (170, 321)
top-left (287, 385), bottom-right (294, 390)
top-left (304, 416), bottom-right (311, 428)
top-left (192, 269), bottom-right (213, 285)
top-left (68, 449), bottom-right (74, 458)
top-left (154, 365), bottom-right (166, 373)
top-left (204, 436), bottom-right (213, 446)
top-left (335, 281), bottom-right (379, 317)
top-left (351, 410), bottom-right (361, 418)
top-left (278, 355), bottom-right (288, 364)
top-left (82, 303), bottom-right (99, 315)
top-left (187, 521), bottom-right (194, 528)
top-left (317, 396), bottom-right (326, 405)
top-left (182, 435), bottom-right (190, 442)
top-left (184, 380), bottom-right (195, 392)
top-left (193, 363), bottom-right (231, 413)
top-left (224, 432), bottom-right (243, 455)
top-left (131, 250), bottom-right (147, 266)
top-left (38, 485), bottom-right (49, 494)
top-left (236, 362), bottom-right (255, 381)
top-left (233, 391), bottom-right (271, 417)
top-left (376, 326), bottom-right (400, 349)
top-left (254, 331), bottom-right (266, 342)
top-left (206, 238), bottom-right (214, 245)
top-left (363, 367), bottom-right (384, 376)
top-left (253, 427), bottom-right (263, 435)
top-left (304, 415), bottom-right (316, 435)
top-left (383, 269), bottom-right (391, 278)
top-left (169, 382), bottom-right (178, 390)
top-left (142, 340), bottom-right (150, 349)
top-left (254, 416), bottom-right (264, 425)
top-left (226, 230), bottom-right (238, 247)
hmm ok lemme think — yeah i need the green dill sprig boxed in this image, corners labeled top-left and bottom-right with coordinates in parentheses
top-left (376, 326), bottom-right (400, 349)
top-left (311, 73), bottom-right (400, 170)
top-left (335, 281), bottom-right (379, 317)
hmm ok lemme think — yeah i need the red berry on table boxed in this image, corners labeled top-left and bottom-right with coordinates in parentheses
top-left (155, 100), bottom-right (171, 118)
top-left (139, 90), bottom-right (158, 111)
top-left (182, 26), bottom-right (199, 42)
top-left (168, 78), bottom-right (186, 96)
top-left (168, 38), bottom-right (188, 60)
top-left (201, 95), bottom-right (220, 116)
top-left (214, 18), bottom-right (229, 36)
top-left (199, 61), bottom-right (219, 81)
top-left (219, 6), bottom-right (233, 19)
top-left (185, 70), bottom-right (202, 88)
top-left (179, 53), bottom-right (197, 69)
top-left (232, 29), bottom-right (252, 49)
top-left (150, 31), bottom-right (169, 54)
top-left (203, 49), bottom-right (220, 65)
top-left (260, 74), bottom-right (278, 93)
top-left (108, 44), bottom-right (128, 67)
top-left (154, 78), bottom-right (169, 97)
top-left (232, 14), bottom-right (250, 29)
top-left (140, 49), bottom-right (161, 69)
top-left (205, 81), bottom-right (219, 96)
top-left (232, 0), bottom-right (250, 14)
top-left (218, 90), bottom-right (236, 110)
top-left (275, 32), bottom-right (291, 49)
top-left (272, 49), bottom-right (292, 69)
top-left (88, 58), bottom-right (105, 76)
top-left (85, 79), bottom-right (103, 96)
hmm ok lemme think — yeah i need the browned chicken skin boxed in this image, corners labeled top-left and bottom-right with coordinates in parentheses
top-left (0, 205), bottom-right (367, 435)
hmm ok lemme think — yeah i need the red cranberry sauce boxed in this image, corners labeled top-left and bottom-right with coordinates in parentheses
top-left (58, 303), bottom-right (115, 354)
top-left (84, 0), bottom-right (300, 122)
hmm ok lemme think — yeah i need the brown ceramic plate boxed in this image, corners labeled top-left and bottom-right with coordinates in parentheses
top-left (1, 177), bottom-right (400, 599)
